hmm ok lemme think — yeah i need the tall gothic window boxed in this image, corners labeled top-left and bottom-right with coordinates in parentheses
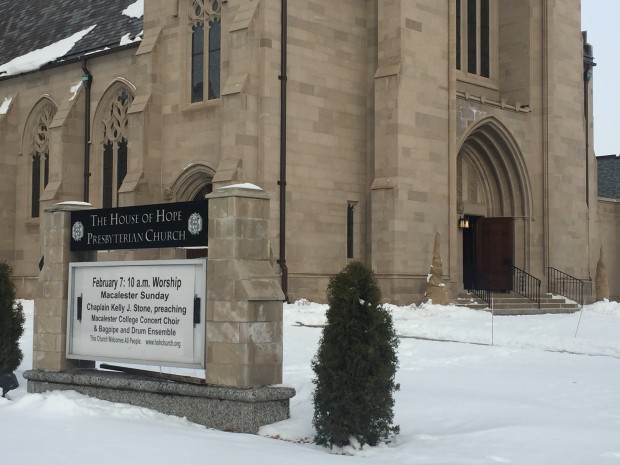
top-left (189, 0), bottom-right (221, 102)
top-left (31, 103), bottom-right (54, 218)
top-left (346, 203), bottom-right (354, 259)
top-left (101, 89), bottom-right (133, 208)
top-left (456, 0), bottom-right (491, 78)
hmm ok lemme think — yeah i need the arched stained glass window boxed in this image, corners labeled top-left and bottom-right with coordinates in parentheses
top-left (30, 102), bottom-right (55, 218)
top-left (456, 0), bottom-right (491, 79)
top-left (189, 0), bottom-right (221, 103)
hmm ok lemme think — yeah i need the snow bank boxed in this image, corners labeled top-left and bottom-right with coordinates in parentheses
top-left (4, 298), bottom-right (619, 465)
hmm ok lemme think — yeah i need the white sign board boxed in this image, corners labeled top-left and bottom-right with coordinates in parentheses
top-left (67, 259), bottom-right (206, 368)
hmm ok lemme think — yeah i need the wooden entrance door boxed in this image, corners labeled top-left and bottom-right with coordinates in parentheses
top-left (476, 217), bottom-right (514, 292)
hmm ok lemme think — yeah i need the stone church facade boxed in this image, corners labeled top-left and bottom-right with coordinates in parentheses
top-left (0, 0), bottom-right (617, 304)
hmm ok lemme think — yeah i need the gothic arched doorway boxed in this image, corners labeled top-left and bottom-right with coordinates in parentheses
top-left (457, 117), bottom-right (532, 292)
top-left (168, 162), bottom-right (214, 259)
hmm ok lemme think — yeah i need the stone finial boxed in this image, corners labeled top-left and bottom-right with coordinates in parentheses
top-left (424, 231), bottom-right (448, 305)
top-left (595, 245), bottom-right (610, 302)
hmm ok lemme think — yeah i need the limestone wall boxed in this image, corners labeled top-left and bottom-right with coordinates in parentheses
top-left (0, 96), bottom-right (17, 269)
top-left (544, 0), bottom-right (593, 280)
top-left (0, 0), bottom-right (609, 305)
top-left (0, 48), bottom-right (143, 296)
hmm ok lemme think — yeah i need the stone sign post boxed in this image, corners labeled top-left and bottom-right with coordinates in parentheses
top-left (34, 202), bottom-right (94, 371)
top-left (205, 184), bottom-right (285, 387)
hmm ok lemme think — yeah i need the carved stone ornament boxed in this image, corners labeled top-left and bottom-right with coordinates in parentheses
top-left (595, 246), bottom-right (610, 302)
top-left (424, 231), bottom-right (449, 305)
top-left (188, 212), bottom-right (203, 235)
top-left (72, 221), bottom-right (84, 242)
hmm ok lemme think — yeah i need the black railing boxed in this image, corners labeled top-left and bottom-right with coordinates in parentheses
top-left (466, 266), bottom-right (543, 308)
top-left (547, 267), bottom-right (585, 305)
top-left (464, 268), bottom-right (491, 305)
top-left (469, 287), bottom-right (490, 306)
top-left (511, 265), bottom-right (541, 308)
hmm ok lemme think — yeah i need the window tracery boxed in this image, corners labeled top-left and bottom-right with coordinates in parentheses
top-left (101, 89), bottom-right (133, 208)
top-left (102, 90), bottom-right (132, 143)
top-left (189, 0), bottom-right (221, 25)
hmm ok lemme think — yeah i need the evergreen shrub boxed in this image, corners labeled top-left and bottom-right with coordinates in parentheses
top-left (312, 261), bottom-right (400, 448)
top-left (0, 262), bottom-right (25, 373)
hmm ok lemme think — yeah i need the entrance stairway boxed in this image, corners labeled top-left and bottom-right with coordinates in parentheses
top-left (451, 292), bottom-right (581, 315)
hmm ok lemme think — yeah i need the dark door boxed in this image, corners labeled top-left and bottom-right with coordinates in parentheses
top-left (476, 217), bottom-right (514, 292)
top-left (462, 216), bottom-right (480, 289)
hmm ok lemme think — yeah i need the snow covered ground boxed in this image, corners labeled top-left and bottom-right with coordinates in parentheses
top-left (2, 299), bottom-right (620, 464)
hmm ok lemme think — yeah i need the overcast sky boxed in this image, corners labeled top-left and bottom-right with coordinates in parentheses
top-left (582, 0), bottom-right (619, 156)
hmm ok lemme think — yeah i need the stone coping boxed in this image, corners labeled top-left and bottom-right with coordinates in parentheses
top-left (207, 186), bottom-right (270, 200)
top-left (45, 202), bottom-right (94, 212)
top-left (23, 369), bottom-right (296, 402)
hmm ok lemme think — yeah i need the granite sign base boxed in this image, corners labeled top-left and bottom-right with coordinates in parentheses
top-left (24, 369), bottom-right (295, 434)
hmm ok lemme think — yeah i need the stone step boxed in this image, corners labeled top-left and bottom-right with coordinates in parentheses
top-left (488, 301), bottom-right (579, 309)
top-left (453, 292), bottom-right (581, 315)
top-left (490, 302), bottom-right (538, 309)
top-left (540, 302), bottom-right (579, 309)
top-left (491, 298), bottom-right (532, 305)
top-left (453, 303), bottom-right (488, 310)
top-left (488, 307), bottom-right (581, 316)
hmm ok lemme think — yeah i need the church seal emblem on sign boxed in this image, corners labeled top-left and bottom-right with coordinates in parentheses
top-left (188, 213), bottom-right (203, 235)
top-left (72, 221), bottom-right (84, 241)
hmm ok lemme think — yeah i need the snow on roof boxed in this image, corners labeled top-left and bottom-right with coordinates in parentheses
top-left (123, 0), bottom-right (144, 19)
top-left (0, 26), bottom-right (96, 77)
top-left (0, 0), bottom-right (143, 78)
top-left (119, 31), bottom-right (143, 47)
top-left (0, 96), bottom-right (13, 115)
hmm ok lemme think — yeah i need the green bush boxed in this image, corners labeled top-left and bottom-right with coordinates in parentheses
top-left (312, 261), bottom-right (400, 448)
top-left (0, 262), bottom-right (25, 373)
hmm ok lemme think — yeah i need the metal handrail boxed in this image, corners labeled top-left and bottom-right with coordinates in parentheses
top-left (469, 287), bottom-right (490, 306)
top-left (511, 265), bottom-right (541, 308)
top-left (465, 269), bottom-right (491, 305)
top-left (547, 267), bottom-right (585, 305)
top-left (466, 266), bottom-right (542, 308)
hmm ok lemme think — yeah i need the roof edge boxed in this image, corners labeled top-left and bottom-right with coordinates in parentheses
top-left (0, 42), bottom-right (141, 83)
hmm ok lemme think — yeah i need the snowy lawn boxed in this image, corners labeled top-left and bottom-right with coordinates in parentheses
top-left (2, 299), bottom-right (620, 464)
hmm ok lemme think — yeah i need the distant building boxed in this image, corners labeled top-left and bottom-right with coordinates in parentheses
top-left (597, 155), bottom-right (620, 200)
top-left (0, 0), bottom-right (617, 303)
top-left (597, 155), bottom-right (620, 298)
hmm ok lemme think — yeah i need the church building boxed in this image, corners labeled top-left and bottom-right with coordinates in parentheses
top-left (0, 0), bottom-right (617, 304)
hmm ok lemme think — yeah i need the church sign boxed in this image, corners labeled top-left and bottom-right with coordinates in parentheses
top-left (70, 201), bottom-right (207, 251)
top-left (66, 259), bottom-right (206, 368)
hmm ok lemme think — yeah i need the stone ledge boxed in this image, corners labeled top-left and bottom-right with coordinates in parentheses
top-left (24, 369), bottom-right (295, 433)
